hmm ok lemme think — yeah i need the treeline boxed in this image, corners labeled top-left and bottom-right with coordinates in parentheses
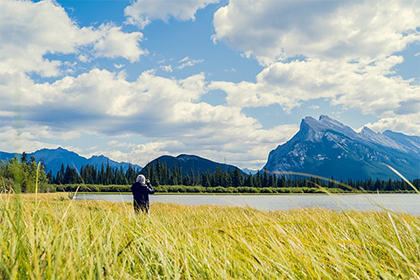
top-left (48, 163), bottom-right (140, 185)
top-left (1, 153), bottom-right (419, 193)
top-left (48, 159), bottom-right (420, 192)
top-left (0, 153), bottom-right (50, 193)
top-left (54, 184), bottom-right (347, 194)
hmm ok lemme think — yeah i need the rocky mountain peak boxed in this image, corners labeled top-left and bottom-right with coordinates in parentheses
top-left (361, 126), bottom-right (375, 134)
top-left (263, 115), bottom-right (420, 180)
top-left (299, 115), bottom-right (358, 142)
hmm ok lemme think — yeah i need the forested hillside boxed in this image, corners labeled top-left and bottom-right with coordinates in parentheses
top-left (48, 158), bottom-right (419, 192)
top-left (2, 153), bottom-right (419, 193)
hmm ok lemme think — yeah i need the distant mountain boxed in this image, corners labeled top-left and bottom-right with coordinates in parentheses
top-left (143, 154), bottom-right (245, 175)
top-left (242, 168), bottom-right (258, 175)
top-left (263, 115), bottom-right (420, 180)
top-left (3, 116), bottom-right (419, 181)
top-left (31, 148), bottom-right (87, 175)
top-left (0, 151), bottom-right (18, 162)
top-left (0, 147), bottom-right (142, 176)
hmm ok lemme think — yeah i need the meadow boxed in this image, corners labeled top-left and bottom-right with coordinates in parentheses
top-left (1, 192), bottom-right (420, 279)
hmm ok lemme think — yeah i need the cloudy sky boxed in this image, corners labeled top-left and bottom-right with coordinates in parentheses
top-left (0, 0), bottom-right (419, 170)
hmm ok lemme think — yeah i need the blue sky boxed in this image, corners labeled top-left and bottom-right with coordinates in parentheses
top-left (0, 0), bottom-right (419, 170)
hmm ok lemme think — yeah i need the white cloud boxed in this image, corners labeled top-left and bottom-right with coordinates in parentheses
top-left (0, 0), bottom-right (145, 77)
top-left (2, 0), bottom-right (419, 170)
top-left (114, 63), bottom-right (125, 69)
top-left (158, 57), bottom-right (204, 72)
top-left (99, 123), bottom-right (299, 168)
top-left (125, 0), bottom-right (220, 29)
top-left (0, 66), bottom-right (299, 169)
top-left (365, 115), bottom-right (420, 135)
top-left (78, 54), bottom-right (89, 63)
top-left (93, 24), bottom-right (146, 62)
top-left (210, 56), bottom-right (419, 116)
top-left (213, 0), bottom-right (420, 65)
top-left (0, 126), bottom-right (79, 154)
top-left (177, 57), bottom-right (204, 69)
top-left (0, 68), bottom-right (221, 133)
top-left (179, 57), bottom-right (190, 63)
top-left (160, 65), bottom-right (173, 72)
top-left (210, 0), bottom-right (420, 135)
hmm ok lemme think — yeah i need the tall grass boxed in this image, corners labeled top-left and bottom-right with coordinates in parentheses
top-left (1, 192), bottom-right (420, 279)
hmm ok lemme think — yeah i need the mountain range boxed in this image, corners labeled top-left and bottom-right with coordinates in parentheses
top-left (1, 115), bottom-right (419, 180)
top-left (0, 147), bottom-right (142, 176)
top-left (263, 115), bottom-right (420, 180)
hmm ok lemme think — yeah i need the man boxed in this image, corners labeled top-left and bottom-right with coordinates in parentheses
top-left (131, 174), bottom-right (155, 213)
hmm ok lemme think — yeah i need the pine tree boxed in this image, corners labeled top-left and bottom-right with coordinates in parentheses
top-left (21, 152), bottom-right (28, 164)
top-left (263, 169), bottom-right (268, 187)
top-left (232, 168), bottom-right (243, 187)
top-left (203, 171), bottom-right (211, 188)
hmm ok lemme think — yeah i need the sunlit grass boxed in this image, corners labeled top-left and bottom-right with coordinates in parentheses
top-left (1, 192), bottom-right (420, 279)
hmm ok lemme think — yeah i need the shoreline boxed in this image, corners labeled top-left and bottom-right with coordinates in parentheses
top-left (72, 191), bottom-right (418, 195)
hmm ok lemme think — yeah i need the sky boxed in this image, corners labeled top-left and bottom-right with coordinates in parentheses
top-left (0, 0), bottom-right (419, 170)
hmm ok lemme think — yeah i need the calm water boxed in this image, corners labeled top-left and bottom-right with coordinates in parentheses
top-left (75, 193), bottom-right (420, 215)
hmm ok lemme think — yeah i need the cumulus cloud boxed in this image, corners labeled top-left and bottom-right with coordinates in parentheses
top-left (0, 65), bottom-right (298, 169)
top-left (0, 125), bottom-right (80, 154)
top-left (2, 0), bottom-right (419, 169)
top-left (0, 0), bottom-right (145, 77)
top-left (125, 0), bottom-right (220, 29)
top-left (213, 0), bottom-right (420, 65)
top-left (1, 68), bottom-right (193, 129)
top-left (95, 123), bottom-right (298, 168)
top-left (365, 115), bottom-right (420, 135)
top-left (210, 56), bottom-right (419, 129)
top-left (93, 24), bottom-right (146, 62)
top-left (210, 0), bottom-right (420, 134)
top-left (13, 69), bottom-right (206, 129)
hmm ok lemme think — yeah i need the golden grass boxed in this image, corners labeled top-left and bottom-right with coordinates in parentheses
top-left (1, 193), bottom-right (420, 279)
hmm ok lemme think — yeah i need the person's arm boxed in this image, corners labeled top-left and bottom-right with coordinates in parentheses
top-left (146, 183), bottom-right (155, 194)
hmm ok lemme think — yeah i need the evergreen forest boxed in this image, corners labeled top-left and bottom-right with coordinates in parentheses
top-left (1, 154), bottom-right (419, 193)
top-left (47, 158), bottom-right (420, 193)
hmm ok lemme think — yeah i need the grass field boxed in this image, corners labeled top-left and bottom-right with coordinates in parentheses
top-left (1, 193), bottom-right (419, 279)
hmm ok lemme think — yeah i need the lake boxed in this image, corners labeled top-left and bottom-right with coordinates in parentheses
top-left (75, 193), bottom-right (420, 215)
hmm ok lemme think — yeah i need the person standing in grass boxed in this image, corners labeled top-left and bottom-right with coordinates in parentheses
top-left (131, 174), bottom-right (155, 214)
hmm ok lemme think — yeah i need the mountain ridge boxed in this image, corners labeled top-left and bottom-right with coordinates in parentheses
top-left (143, 154), bottom-right (246, 176)
top-left (1, 115), bottom-right (419, 181)
top-left (263, 115), bottom-right (420, 180)
top-left (0, 147), bottom-right (142, 176)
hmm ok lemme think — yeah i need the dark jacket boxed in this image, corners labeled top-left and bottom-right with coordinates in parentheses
top-left (131, 182), bottom-right (155, 213)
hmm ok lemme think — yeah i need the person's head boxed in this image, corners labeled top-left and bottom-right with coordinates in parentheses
top-left (136, 174), bottom-right (146, 184)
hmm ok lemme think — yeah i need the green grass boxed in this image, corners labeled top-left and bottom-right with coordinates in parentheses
top-left (1, 193), bottom-right (420, 279)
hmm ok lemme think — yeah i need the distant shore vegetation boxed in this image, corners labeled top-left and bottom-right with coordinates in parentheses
top-left (1, 153), bottom-right (419, 194)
